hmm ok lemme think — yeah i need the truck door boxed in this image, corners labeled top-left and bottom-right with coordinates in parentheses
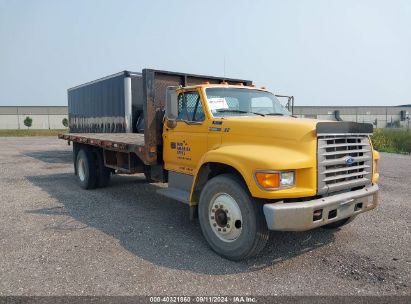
top-left (163, 89), bottom-right (208, 175)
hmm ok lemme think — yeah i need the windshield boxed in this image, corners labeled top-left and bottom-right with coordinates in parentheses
top-left (205, 87), bottom-right (291, 117)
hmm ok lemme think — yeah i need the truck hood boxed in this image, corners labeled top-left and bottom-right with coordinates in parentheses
top-left (218, 116), bottom-right (319, 142)
top-left (207, 115), bottom-right (320, 187)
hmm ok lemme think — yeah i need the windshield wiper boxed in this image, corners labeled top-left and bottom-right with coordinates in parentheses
top-left (216, 109), bottom-right (265, 116)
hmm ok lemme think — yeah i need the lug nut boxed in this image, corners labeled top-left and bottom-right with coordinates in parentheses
top-left (212, 209), bottom-right (215, 212)
top-left (213, 223), bottom-right (217, 227)
top-left (218, 228), bottom-right (221, 231)
top-left (223, 228), bottom-right (226, 232)
top-left (227, 224), bottom-right (230, 228)
top-left (211, 216), bottom-right (214, 219)
top-left (214, 205), bottom-right (218, 209)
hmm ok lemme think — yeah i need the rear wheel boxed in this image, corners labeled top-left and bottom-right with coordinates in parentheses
top-left (76, 148), bottom-right (97, 189)
top-left (94, 149), bottom-right (111, 188)
top-left (198, 174), bottom-right (269, 261)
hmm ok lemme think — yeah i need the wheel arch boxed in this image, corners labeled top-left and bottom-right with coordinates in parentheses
top-left (190, 162), bottom-right (249, 204)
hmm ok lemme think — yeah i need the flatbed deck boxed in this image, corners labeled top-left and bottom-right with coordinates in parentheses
top-left (59, 133), bottom-right (146, 154)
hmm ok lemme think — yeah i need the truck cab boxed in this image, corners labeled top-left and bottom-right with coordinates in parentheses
top-left (159, 83), bottom-right (379, 260)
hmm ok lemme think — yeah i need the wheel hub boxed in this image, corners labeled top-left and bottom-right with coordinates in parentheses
top-left (209, 193), bottom-right (243, 242)
top-left (214, 209), bottom-right (228, 227)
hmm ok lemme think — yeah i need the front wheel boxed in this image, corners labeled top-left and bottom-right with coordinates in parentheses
top-left (198, 174), bottom-right (269, 261)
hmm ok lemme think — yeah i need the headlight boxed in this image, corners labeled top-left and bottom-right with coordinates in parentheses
top-left (280, 171), bottom-right (295, 186)
top-left (255, 170), bottom-right (295, 190)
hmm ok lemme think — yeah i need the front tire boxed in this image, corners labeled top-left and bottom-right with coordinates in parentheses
top-left (76, 148), bottom-right (97, 190)
top-left (198, 174), bottom-right (269, 261)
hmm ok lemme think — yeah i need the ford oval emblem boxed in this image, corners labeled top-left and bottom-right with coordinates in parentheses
top-left (344, 156), bottom-right (355, 165)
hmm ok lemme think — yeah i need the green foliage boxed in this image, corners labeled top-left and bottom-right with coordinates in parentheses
top-left (62, 117), bottom-right (69, 128)
top-left (23, 116), bottom-right (33, 129)
top-left (371, 128), bottom-right (411, 154)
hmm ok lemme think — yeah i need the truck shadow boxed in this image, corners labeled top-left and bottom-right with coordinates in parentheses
top-left (26, 172), bottom-right (336, 275)
top-left (24, 150), bottom-right (72, 164)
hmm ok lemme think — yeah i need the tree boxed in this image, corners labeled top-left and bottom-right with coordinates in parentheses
top-left (24, 116), bottom-right (32, 129)
top-left (62, 118), bottom-right (69, 128)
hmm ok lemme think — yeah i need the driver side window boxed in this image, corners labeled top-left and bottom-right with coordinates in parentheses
top-left (177, 91), bottom-right (205, 122)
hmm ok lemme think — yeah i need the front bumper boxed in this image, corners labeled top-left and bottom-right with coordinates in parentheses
top-left (263, 184), bottom-right (379, 231)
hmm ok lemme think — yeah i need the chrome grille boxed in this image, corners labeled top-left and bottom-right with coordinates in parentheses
top-left (317, 134), bottom-right (372, 194)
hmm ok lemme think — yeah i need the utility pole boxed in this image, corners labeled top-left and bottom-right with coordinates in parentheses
top-left (47, 108), bottom-right (51, 129)
top-left (385, 107), bottom-right (388, 128)
top-left (16, 107), bottom-right (20, 129)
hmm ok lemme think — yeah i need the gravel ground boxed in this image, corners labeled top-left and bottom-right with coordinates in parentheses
top-left (0, 137), bottom-right (409, 296)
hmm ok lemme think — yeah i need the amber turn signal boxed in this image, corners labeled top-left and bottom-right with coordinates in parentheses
top-left (255, 172), bottom-right (280, 189)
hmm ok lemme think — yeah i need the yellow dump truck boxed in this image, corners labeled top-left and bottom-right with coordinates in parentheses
top-left (59, 69), bottom-right (380, 260)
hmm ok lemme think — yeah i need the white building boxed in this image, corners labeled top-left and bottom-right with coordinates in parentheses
top-left (0, 106), bottom-right (68, 129)
top-left (0, 105), bottom-right (410, 129)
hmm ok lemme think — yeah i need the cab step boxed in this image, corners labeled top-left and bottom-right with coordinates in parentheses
top-left (156, 187), bottom-right (190, 204)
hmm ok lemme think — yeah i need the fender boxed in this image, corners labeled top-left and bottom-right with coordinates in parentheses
top-left (191, 143), bottom-right (317, 202)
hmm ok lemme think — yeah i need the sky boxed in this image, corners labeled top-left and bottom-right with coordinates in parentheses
top-left (0, 0), bottom-right (410, 106)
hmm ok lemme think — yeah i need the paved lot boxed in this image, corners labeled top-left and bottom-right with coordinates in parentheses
top-left (0, 137), bottom-right (409, 296)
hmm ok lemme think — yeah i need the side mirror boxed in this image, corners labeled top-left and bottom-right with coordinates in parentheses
top-left (166, 86), bottom-right (178, 128)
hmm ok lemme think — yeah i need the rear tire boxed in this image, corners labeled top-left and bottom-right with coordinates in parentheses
top-left (76, 148), bottom-right (97, 190)
top-left (198, 174), bottom-right (269, 261)
top-left (322, 216), bottom-right (355, 229)
top-left (94, 149), bottom-right (111, 188)
top-left (73, 143), bottom-right (80, 176)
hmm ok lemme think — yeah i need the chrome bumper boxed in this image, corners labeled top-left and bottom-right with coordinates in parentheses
top-left (263, 184), bottom-right (379, 231)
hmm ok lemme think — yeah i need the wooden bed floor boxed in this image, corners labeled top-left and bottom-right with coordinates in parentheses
top-left (64, 133), bottom-right (145, 146)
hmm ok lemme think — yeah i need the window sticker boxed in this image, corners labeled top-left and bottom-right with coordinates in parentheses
top-left (208, 97), bottom-right (229, 112)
